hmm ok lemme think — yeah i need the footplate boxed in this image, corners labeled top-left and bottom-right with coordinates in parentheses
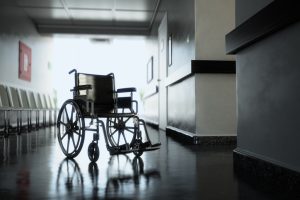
top-left (108, 143), bottom-right (161, 155)
top-left (120, 146), bottom-right (161, 154)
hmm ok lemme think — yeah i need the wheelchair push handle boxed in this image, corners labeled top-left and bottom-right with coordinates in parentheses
top-left (69, 69), bottom-right (77, 74)
top-left (69, 69), bottom-right (79, 91)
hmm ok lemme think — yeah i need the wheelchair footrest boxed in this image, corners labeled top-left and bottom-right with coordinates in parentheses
top-left (131, 141), bottom-right (161, 152)
top-left (107, 142), bottom-right (161, 155)
top-left (142, 146), bottom-right (160, 152)
top-left (150, 143), bottom-right (161, 148)
top-left (120, 146), bottom-right (160, 154)
top-left (135, 141), bottom-right (161, 149)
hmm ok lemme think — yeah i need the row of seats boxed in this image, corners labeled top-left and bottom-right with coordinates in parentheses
top-left (0, 84), bottom-right (57, 136)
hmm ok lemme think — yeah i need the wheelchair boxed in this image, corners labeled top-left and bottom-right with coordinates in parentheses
top-left (56, 69), bottom-right (160, 162)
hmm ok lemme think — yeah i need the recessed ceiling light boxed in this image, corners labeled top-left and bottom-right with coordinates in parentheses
top-left (90, 38), bottom-right (111, 43)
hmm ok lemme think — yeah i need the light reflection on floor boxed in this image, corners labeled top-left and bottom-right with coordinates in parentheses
top-left (1, 125), bottom-right (291, 199)
top-left (49, 135), bottom-right (161, 199)
top-left (0, 126), bottom-right (163, 199)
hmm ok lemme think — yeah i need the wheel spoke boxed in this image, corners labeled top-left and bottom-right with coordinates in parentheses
top-left (70, 106), bottom-right (74, 122)
top-left (110, 129), bottom-right (118, 137)
top-left (74, 131), bottom-right (81, 136)
top-left (117, 132), bottom-right (121, 145)
top-left (75, 135), bottom-right (81, 149)
top-left (71, 134), bottom-right (76, 149)
top-left (58, 120), bottom-right (67, 127)
top-left (125, 126), bottom-right (136, 130)
top-left (74, 112), bottom-right (79, 125)
top-left (61, 132), bottom-right (68, 140)
top-left (121, 131), bottom-right (128, 144)
top-left (67, 135), bottom-right (70, 153)
top-left (64, 108), bottom-right (70, 123)
top-left (123, 117), bottom-right (131, 124)
top-left (124, 128), bottom-right (135, 134)
top-left (124, 126), bottom-right (135, 129)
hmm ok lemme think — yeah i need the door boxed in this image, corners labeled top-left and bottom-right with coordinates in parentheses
top-left (158, 14), bottom-right (168, 130)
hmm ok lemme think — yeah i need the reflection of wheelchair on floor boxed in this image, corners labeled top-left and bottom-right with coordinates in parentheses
top-left (55, 156), bottom-right (160, 199)
top-left (104, 155), bottom-right (161, 197)
top-left (56, 158), bottom-right (84, 195)
top-left (56, 69), bottom-right (161, 162)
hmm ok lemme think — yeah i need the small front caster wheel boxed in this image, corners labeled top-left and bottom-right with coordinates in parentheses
top-left (132, 139), bottom-right (143, 157)
top-left (88, 142), bottom-right (99, 162)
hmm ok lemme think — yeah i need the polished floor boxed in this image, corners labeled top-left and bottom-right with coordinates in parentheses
top-left (0, 126), bottom-right (296, 199)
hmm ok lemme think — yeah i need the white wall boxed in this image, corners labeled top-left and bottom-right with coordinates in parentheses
top-left (0, 5), bottom-right (54, 94)
top-left (143, 94), bottom-right (159, 124)
top-left (196, 74), bottom-right (236, 136)
top-left (193, 0), bottom-right (236, 137)
top-left (195, 0), bottom-right (235, 60)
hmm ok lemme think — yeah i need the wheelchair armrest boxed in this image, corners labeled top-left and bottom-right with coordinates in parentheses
top-left (117, 87), bottom-right (136, 93)
top-left (70, 84), bottom-right (92, 92)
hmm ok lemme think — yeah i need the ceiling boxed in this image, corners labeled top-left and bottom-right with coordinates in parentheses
top-left (3, 0), bottom-right (161, 35)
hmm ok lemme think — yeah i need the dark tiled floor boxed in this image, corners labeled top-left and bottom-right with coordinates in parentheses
top-left (0, 126), bottom-right (296, 199)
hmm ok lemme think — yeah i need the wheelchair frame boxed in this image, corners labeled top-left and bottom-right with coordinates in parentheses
top-left (56, 69), bottom-right (160, 162)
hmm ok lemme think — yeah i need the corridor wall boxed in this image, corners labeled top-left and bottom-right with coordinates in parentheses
top-left (143, 0), bottom-right (236, 143)
top-left (227, 0), bottom-right (300, 174)
top-left (0, 3), bottom-right (54, 96)
top-left (142, 0), bottom-right (195, 127)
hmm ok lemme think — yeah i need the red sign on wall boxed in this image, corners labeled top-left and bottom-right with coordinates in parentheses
top-left (19, 41), bottom-right (32, 82)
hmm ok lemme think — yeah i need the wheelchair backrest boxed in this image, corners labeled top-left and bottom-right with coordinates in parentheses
top-left (77, 73), bottom-right (115, 112)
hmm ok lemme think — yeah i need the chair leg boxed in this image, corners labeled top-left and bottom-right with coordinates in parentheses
top-left (4, 111), bottom-right (8, 138)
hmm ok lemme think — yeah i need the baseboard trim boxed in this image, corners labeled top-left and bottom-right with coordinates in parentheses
top-left (144, 119), bottom-right (159, 129)
top-left (233, 149), bottom-right (300, 194)
top-left (166, 126), bottom-right (236, 145)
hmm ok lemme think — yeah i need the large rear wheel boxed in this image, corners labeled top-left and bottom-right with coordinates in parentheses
top-left (106, 116), bottom-right (137, 150)
top-left (57, 100), bottom-right (85, 158)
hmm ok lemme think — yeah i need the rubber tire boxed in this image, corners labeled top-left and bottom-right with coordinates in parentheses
top-left (88, 142), bottom-right (100, 162)
top-left (132, 139), bottom-right (143, 157)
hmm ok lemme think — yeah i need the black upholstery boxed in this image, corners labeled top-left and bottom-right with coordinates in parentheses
top-left (117, 87), bottom-right (136, 93)
top-left (77, 73), bottom-right (115, 114)
top-left (117, 97), bottom-right (132, 108)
